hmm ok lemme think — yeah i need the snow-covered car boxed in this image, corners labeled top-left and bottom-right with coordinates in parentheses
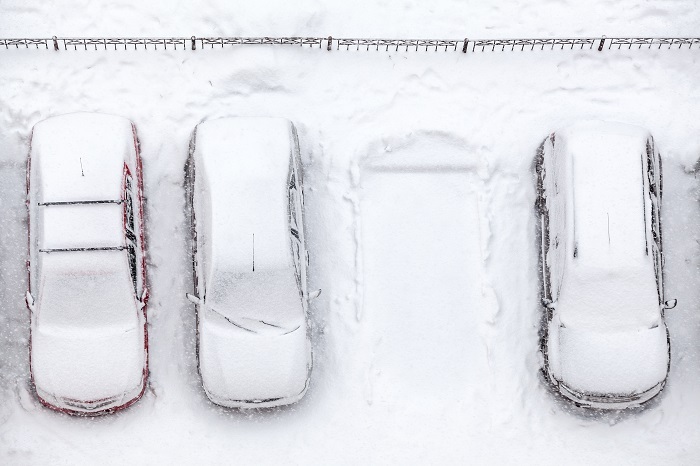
top-left (535, 121), bottom-right (675, 409)
top-left (185, 117), bottom-right (314, 408)
top-left (26, 112), bottom-right (149, 415)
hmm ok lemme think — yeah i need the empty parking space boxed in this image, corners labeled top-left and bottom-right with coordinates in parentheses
top-left (359, 163), bottom-right (488, 407)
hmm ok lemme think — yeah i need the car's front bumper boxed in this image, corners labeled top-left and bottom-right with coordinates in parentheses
top-left (35, 378), bottom-right (145, 416)
top-left (203, 377), bottom-right (310, 409)
top-left (557, 378), bottom-right (666, 410)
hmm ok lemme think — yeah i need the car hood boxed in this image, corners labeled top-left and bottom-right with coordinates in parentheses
top-left (199, 309), bottom-right (310, 404)
top-left (557, 324), bottom-right (669, 396)
top-left (32, 324), bottom-right (145, 402)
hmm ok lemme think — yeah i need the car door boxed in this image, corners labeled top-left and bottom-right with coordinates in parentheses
top-left (646, 139), bottom-right (664, 304)
top-left (288, 164), bottom-right (304, 299)
top-left (123, 164), bottom-right (139, 296)
top-left (537, 135), bottom-right (567, 307)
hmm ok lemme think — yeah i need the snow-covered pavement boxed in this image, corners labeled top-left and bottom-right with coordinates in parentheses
top-left (1, 1), bottom-right (700, 464)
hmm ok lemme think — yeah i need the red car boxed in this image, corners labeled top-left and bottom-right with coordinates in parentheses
top-left (26, 112), bottom-right (149, 415)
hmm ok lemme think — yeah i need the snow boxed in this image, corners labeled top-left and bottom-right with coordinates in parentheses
top-left (199, 308), bottom-right (309, 405)
top-left (31, 112), bottom-right (134, 203)
top-left (32, 251), bottom-right (145, 404)
top-left (1, 0), bottom-right (700, 464)
top-left (192, 117), bottom-right (310, 407)
top-left (552, 122), bottom-right (662, 330)
top-left (32, 320), bottom-right (144, 403)
top-left (563, 121), bottom-right (650, 267)
top-left (41, 204), bottom-right (123, 250)
top-left (37, 251), bottom-right (137, 328)
top-left (27, 113), bottom-right (146, 412)
top-left (209, 269), bottom-right (303, 329)
top-left (558, 325), bottom-right (668, 395)
top-left (558, 265), bottom-right (660, 330)
top-left (194, 117), bottom-right (295, 281)
top-left (544, 121), bottom-right (669, 402)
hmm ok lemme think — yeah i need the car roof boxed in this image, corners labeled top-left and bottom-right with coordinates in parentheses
top-left (31, 112), bottom-right (134, 203)
top-left (560, 121), bottom-right (651, 269)
top-left (193, 117), bottom-right (295, 281)
top-left (40, 203), bottom-right (123, 251)
top-left (554, 121), bottom-right (659, 329)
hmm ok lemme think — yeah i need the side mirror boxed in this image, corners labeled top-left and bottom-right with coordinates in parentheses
top-left (308, 289), bottom-right (322, 301)
top-left (139, 287), bottom-right (150, 308)
top-left (663, 299), bottom-right (677, 310)
top-left (186, 293), bottom-right (202, 305)
top-left (25, 291), bottom-right (35, 312)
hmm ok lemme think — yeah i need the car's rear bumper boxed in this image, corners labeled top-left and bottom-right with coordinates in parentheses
top-left (557, 378), bottom-right (666, 409)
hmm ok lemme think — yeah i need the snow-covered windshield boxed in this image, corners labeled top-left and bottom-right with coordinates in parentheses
top-left (558, 262), bottom-right (659, 330)
top-left (38, 250), bottom-right (137, 329)
top-left (207, 268), bottom-right (302, 326)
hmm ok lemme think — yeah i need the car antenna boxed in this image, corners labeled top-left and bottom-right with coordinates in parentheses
top-left (80, 157), bottom-right (85, 176)
top-left (252, 233), bottom-right (255, 272)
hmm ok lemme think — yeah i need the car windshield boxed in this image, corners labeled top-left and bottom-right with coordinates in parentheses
top-left (557, 261), bottom-right (659, 331)
top-left (38, 250), bottom-right (136, 329)
top-left (207, 268), bottom-right (302, 326)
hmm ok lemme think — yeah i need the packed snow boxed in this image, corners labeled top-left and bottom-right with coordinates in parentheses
top-left (1, 0), bottom-right (700, 464)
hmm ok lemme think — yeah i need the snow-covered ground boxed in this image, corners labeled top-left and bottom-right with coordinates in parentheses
top-left (1, 1), bottom-right (700, 464)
